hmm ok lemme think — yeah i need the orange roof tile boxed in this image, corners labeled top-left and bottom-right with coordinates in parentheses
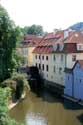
top-left (64, 32), bottom-right (83, 43)
top-left (21, 34), bottom-right (42, 47)
top-left (33, 46), bottom-right (53, 54)
top-left (33, 31), bottom-right (83, 54)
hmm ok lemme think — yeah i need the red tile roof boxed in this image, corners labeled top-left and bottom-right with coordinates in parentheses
top-left (21, 34), bottom-right (42, 47)
top-left (38, 31), bottom-right (63, 46)
top-left (44, 31), bottom-right (64, 40)
top-left (24, 34), bottom-right (39, 40)
top-left (33, 46), bottom-right (53, 54)
top-left (54, 32), bottom-right (83, 53)
top-left (33, 31), bottom-right (83, 54)
top-left (64, 32), bottom-right (83, 43)
top-left (33, 31), bottom-right (64, 54)
top-left (64, 43), bottom-right (77, 53)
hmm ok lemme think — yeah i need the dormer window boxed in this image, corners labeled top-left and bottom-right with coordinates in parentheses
top-left (72, 55), bottom-right (76, 61)
top-left (78, 45), bottom-right (83, 50)
top-left (77, 44), bottom-right (83, 51)
top-left (59, 44), bottom-right (64, 51)
top-left (53, 44), bottom-right (57, 51)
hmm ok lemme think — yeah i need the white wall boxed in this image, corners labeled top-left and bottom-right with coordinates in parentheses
top-left (33, 53), bottom-right (51, 80)
top-left (33, 53), bottom-right (65, 86)
top-left (33, 51), bottom-right (83, 87)
top-left (66, 53), bottom-right (83, 68)
top-left (51, 54), bottom-right (65, 86)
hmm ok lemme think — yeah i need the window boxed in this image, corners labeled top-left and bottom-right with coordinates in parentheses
top-left (23, 48), bottom-right (28, 56)
top-left (61, 55), bottom-right (63, 61)
top-left (42, 56), bottom-right (44, 60)
top-left (35, 55), bottom-right (37, 59)
top-left (26, 48), bottom-right (28, 55)
top-left (39, 55), bottom-right (40, 59)
top-left (42, 64), bottom-right (44, 70)
top-left (80, 79), bottom-right (81, 83)
top-left (53, 55), bottom-right (56, 61)
top-left (22, 49), bottom-right (25, 55)
top-left (46, 56), bottom-right (48, 60)
top-left (59, 67), bottom-right (62, 74)
top-left (46, 65), bottom-right (49, 72)
top-left (79, 45), bottom-right (82, 50)
top-left (72, 55), bottom-right (76, 61)
top-left (59, 44), bottom-right (64, 51)
top-left (68, 76), bottom-right (69, 80)
top-left (39, 64), bottom-right (41, 69)
top-left (36, 63), bottom-right (37, 67)
top-left (54, 66), bottom-right (56, 73)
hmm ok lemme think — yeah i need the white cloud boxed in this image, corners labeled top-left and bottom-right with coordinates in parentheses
top-left (1, 0), bottom-right (83, 31)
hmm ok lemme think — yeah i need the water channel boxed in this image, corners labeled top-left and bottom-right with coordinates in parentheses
top-left (10, 89), bottom-right (83, 125)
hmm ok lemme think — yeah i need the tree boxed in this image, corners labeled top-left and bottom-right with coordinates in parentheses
top-left (0, 5), bottom-right (19, 81)
top-left (22, 24), bottom-right (44, 35)
top-left (0, 88), bottom-right (18, 125)
top-left (27, 25), bottom-right (43, 35)
top-left (21, 26), bottom-right (29, 35)
top-left (12, 51), bottom-right (27, 68)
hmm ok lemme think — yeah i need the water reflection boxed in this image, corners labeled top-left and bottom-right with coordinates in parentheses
top-left (10, 89), bottom-right (83, 125)
top-left (26, 112), bottom-right (47, 125)
top-left (63, 99), bottom-right (83, 110)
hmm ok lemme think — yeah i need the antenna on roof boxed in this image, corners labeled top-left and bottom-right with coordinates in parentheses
top-left (53, 29), bottom-right (58, 35)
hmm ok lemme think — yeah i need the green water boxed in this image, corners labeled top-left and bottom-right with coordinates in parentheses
top-left (10, 90), bottom-right (83, 125)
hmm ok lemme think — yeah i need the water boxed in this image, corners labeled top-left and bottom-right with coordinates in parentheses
top-left (10, 89), bottom-right (83, 125)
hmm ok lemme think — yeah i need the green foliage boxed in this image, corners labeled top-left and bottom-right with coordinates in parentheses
top-left (0, 88), bottom-right (18, 125)
top-left (12, 72), bottom-right (30, 90)
top-left (12, 73), bottom-right (30, 99)
top-left (1, 72), bottom-right (30, 99)
top-left (13, 51), bottom-right (27, 67)
top-left (15, 26), bottom-right (24, 47)
top-left (22, 24), bottom-right (44, 35)
top-left (0, 5), bottom-right (20, 81)
top-left (1, 79), bottom-right (16, 89)
top-left (27, 24), bottom-right (43, 35)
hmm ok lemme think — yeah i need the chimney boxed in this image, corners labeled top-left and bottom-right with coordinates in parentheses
top-left (64, 30), bottom-right (69, 39)
top-left (53, 29), bottom-right (58, 35)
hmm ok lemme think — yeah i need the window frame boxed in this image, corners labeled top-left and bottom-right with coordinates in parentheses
top-left (72, 55), bottom-right (76, 62)
top-left (46, 65), bottom-right (49, 72)
top-left (46, 56), bottom-right (48, 60)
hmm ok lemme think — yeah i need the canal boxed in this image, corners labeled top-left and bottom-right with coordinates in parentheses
top-left (10, 89), bottom-right (83, 125)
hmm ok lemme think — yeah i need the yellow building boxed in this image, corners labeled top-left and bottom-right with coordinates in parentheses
top-left (18, 34), bottom-right (42, 67)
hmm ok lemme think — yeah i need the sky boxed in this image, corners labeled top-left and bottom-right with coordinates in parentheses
top-left (0, 0), bottom-right (83, 32)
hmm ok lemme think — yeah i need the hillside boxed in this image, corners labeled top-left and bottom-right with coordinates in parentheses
top-left (68, 22), bottom-right (83, 31)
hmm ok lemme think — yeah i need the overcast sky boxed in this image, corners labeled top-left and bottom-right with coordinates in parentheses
top-left (1, 0), bottom-right (83, 32)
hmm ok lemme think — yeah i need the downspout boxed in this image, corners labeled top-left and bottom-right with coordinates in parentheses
top-left (72, 71), bottom-right (74, 98)
top-left (65, 53), bottom-right (67, 68)
top-left (40, 53), bottom-right (42, 75)
top-left (64, 53), bottom-right (67, 90)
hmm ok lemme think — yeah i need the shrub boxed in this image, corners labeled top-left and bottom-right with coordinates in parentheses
top-left (0, 88), bottom-right (18, 125)
top-left (11, 72), bottom-right (30, 99)
top-left (1, 72), bottom-right (30, 100)
top-left (1, 79), bottom-right (16, 89)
